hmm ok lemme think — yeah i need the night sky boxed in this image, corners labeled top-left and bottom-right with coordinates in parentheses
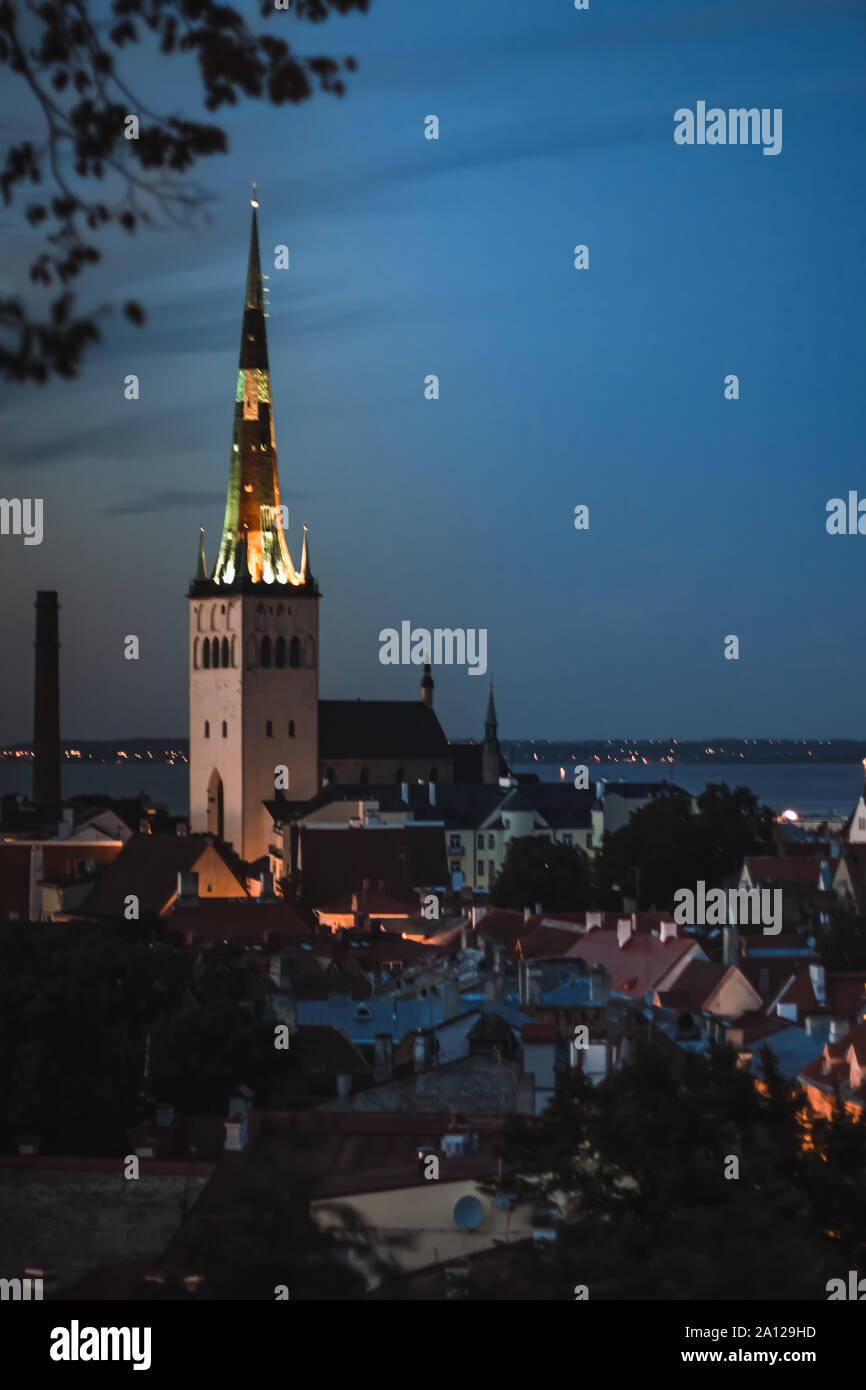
top-left (1, 0), bottom-right (864, 745)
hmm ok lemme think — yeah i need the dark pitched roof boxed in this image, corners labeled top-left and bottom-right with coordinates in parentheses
top-left (166, 897), bottom-right (311, 944)
top-left (79, 834), bottom-right (244, 918)
top-left (298, 825), bottom-right (448, 908)
top-left (318, 701), bottom-right (451, 759)
top-left (292, 1025), bottom-right (373, 1076)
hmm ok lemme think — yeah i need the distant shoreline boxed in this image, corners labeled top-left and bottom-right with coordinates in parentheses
top-left (1, 736), bottom-right (863, 767)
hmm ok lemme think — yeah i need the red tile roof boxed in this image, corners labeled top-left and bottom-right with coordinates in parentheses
top-left (80, 834), bottom-right (245, 917)
top-left (167, 897), bottom-right (311, 943)
top-left (564, 930), bottom-right (700, 998)
top-left (743, 856), bottom-right (821, 885)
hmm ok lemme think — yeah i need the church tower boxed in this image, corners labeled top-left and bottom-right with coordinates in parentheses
top-left (188, 190), bottom-right (319, 865)
top-left (482, 684), bottom-right (501, 785)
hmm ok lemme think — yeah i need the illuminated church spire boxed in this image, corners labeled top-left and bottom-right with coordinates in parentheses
top-left (210, 187), bottom-right (305, 588)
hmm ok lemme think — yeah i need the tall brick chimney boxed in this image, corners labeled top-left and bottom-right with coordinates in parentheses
top-left (32, 591), bottom-right (60, 807)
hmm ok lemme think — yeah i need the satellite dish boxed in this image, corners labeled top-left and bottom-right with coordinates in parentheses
top-left (452, 1194), bottom-right (484, 1231)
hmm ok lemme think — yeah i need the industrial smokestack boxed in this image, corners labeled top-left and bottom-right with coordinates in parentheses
top-left (32, 591), bottom-right (60, 807)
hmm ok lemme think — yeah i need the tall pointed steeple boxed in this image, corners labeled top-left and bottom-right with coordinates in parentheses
top-left (482, 682), bottom-right (501, 785)
top-left (211, 187), bottom-right (305, 589)
top-left (485, 683), bottom-right (498, 742)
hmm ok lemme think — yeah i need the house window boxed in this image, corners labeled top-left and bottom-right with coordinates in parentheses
top-left (266, 720), bottom-right (273, 737)
top-left (562, 833), bottom-right (573, 846)
top-left (477, 834), bottom-right (483, 848)
top-left (859, 818), bottom-right (865, 831)
top-left (289, 720), bottom-right (295, 738)
top-left (204, 721), bottom-right (210, 738)
top-left (222, 721), bottom-right (227, 738)
top-left (449, 835), bottom-right (461, 851)
top-left (478, 861), bottom-right (486, 877)
top-left (488, 833), bottom-right (495, 849)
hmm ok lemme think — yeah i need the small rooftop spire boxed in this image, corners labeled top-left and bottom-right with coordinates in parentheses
top-left (194, 526), bottom-right (208, 582)
top-left (250, 181), bottom-right (259, 209)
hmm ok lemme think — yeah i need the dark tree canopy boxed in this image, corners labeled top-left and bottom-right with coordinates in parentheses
top-left (596, 781), bottom-right (775, 910)
top-left (489, 834), bottom-right (594, 913)
top-left (0, 0), bottom-right (369, 382)
top-left (481, 1040), bottom-right (866, 1300)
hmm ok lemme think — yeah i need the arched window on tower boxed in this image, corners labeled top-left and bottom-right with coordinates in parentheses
top-left (275, 636), bottom-right (286, 668)
top-left (222, 721), bottom-right (227, 738)
top-left (266, 720), bottom-right (273, 738)
top-left (304, 636), bottom-right (314, 668)
top-left (289, 636), bottom-right (300, 668)
top-left (261, 635), bottom-right (272, 668)
top-left (245, 635), bottom-right (258, 669)
top-left (202, 638), bottom-right (211, 669)
top-left (204, 720), bottom-right (210, 738)
top-left (212, 639), bottom-right (220, 670)
top-left (221, 636), bottom-right (230, 668)
top-left (207, 769), bottom-right (224, 841)
top-left (288, 720), bottom-right (295, 738)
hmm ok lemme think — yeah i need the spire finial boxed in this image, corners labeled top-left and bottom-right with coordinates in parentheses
top-left (251, 181), bottom-right (259, 209)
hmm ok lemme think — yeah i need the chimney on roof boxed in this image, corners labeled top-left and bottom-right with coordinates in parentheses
top-left (414, 1029), bottom-right (434, 1071)
top-left (585, 912), bottom-right (602, 933)
top-left (17, 1134), bottom-right (39, 1156)
top-left (32, 591), bottom-right (61, 810)
top-left (258, 869), bottom-right (275, 901)
top-left (373, 1033), bottom-right (393, 1082)
top-left (428, 781), bottom-right (436, 808)
top-left (491, 941), bottom-right (506, 975)
top-left (139, 818), bottom-right (152, 835)
top-left (660, 921), bottom-right (677, 944)
top-left (351, 892), bottom-right (359, 913)
top-left (401, 782), bottom-right (409, 804)
top-left (224, 1110), bottom-right (249, 1151)
top-left (177, 871), bottom-right (199, 906)
top-left (56, 806), bottom-right (73, 839)
top-left (534, 901), bottom-right (542, 915)
top-left (617, 918), bottom-right (632, 949)
top-left (176, 821), bottom-right (188, 836)
top-left (829, 1018), bottom-right (847, 1043)
top-left (589, 964), bottom-right (610, 1006)
top-left (524, 906), bottom-right (532, 923)
top-left (809, 962), bottom-right (827, 1007)
top-left (336, 1072), bottom-right (353, 1097)
top-left (722, 925), bottom-right (739, 965)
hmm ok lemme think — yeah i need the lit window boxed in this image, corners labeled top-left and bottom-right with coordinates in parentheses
top-left (488, 834), bottom-right (494, 849)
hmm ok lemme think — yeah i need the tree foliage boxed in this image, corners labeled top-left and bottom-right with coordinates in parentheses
top-left (0, 0), bottom-right (369, 381)
top-left (481, 1040), bottom-right (866, 1300)
top-left (489, 835), bottom-right (594, 912)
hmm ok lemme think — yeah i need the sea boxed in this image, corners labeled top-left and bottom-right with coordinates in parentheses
top-left (0, 760), bottom-right (863, 821)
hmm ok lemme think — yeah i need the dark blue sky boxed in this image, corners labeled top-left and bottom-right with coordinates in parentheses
top-left (1, 0), bottom-right (864, 744)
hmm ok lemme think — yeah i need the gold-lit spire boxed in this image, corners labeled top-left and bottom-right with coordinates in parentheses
top-left (210, 192), bottom-right (306, 590)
